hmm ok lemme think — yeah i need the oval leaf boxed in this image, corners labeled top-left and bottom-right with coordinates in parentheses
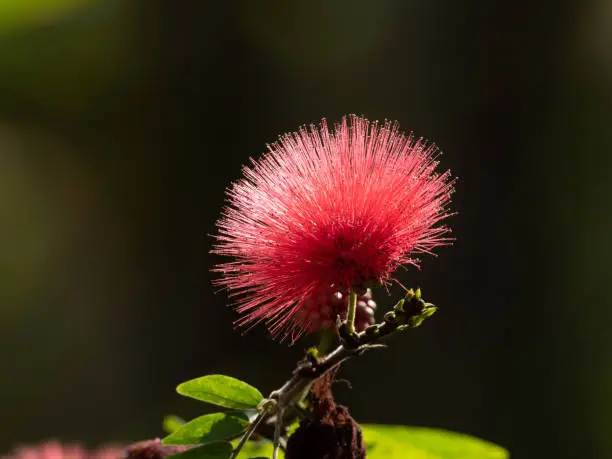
top-left (167, 442), bottom-right (233, 459)
top-left (361, 424), bottom-right (509, 459)
top-left (163, 411), bottom-right (249, 445)
top-left (177, 375), bottom-right (263, 410)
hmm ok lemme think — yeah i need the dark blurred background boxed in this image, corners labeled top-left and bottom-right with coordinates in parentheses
top-left (0, 1), bottom-right (611, 458)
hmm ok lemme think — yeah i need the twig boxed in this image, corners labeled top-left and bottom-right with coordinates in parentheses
top-left (345, 291), bottom-right (358, 335)
top-left (270, 289), bottom-right (436, 409)
top-left (239, 289), bottom-right (436, 457)
top-left (272, 407), bottom-right (284, 459)
top-left (230, 411), bottom-right (267, 459)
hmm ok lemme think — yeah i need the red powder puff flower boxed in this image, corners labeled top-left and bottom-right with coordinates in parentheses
top-left (213, 115), bottom-right (454, 341)
top-left (1, 441), bottom-right (125, 459)
top-left (1, 439), bottom-right (189, 459)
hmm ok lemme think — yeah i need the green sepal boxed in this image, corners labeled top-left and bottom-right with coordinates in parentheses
top-left (407, 303), bottom-right (438, 327)
top-left (393, 288), bottom-right (438, 328)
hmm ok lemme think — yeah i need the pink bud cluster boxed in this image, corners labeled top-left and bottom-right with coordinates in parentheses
top-left (296, 287), bottom-right (377, 333)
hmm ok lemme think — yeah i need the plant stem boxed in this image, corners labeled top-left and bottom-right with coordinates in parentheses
top-left (269, 292), bottom-right (435, 412)
top-left (272, 408), bottom-right (284, 459)
top-left (230, 411), bottom-right (267, 459)
top-left (345, 291), bottom-right (357, 335)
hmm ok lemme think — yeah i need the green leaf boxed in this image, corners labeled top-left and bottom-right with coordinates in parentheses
top-left (163, 411), bottom-right (249, 445)
top-left (168, 442), bottom-right (233, 459)
top-left (163, 415), bottom-right (186, 434)
top-left (177, 375), bottom-right (263, 410)
top-left (361, 424), bottom-right (509, 459)
top-left (232, 439), bottom-right (284, 459)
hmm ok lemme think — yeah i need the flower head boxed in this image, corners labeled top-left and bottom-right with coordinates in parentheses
top-left (213, 115), bottom-right (454, 341)
top-left (1, 441), bottom-right (124, 459)
top-left (1, 439), bottom-right (189, 459)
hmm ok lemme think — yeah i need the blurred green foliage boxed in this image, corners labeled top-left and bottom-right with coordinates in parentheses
top-left (0, 0), bottom-right (129, 119)
top-left (362, 425), bottom-right (508, 459)
top-left (0, 0), bottom-right (89, 33)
